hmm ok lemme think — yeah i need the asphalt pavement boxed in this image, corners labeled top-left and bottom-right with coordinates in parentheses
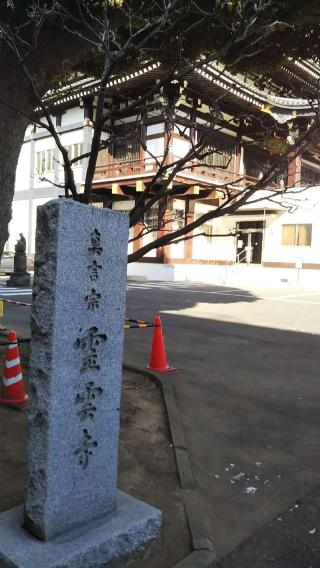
top-left (2, 279), bottom-right (320, 564)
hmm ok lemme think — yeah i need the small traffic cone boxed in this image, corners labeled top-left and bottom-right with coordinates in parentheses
top-left (147, 316), bottom-right (177, 373)
top-left (0, 330), bottom-right (28, 408)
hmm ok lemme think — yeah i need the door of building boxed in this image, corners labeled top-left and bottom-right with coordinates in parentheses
top-left (236, 221), bottom-right (264, 264)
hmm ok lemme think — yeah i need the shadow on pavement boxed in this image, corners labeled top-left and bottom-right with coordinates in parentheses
top-left (126, 284), bottom-right (259, 317)
top-left (0, 284), bottom-right (260, 339)
top-left (124, 308), bottom-right (320, 566)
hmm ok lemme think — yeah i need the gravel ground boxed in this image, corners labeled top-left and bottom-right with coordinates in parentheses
top-left (0, 344), bottom-right (191, 567)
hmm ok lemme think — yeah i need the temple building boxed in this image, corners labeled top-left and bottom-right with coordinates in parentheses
top-left (7, 58), bottom-right (320, 288)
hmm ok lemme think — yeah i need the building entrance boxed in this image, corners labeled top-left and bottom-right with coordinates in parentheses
top-left (236, 221), bottom-right (264, 264)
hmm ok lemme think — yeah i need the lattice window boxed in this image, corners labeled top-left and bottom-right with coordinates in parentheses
top-left (144, 204), bottom-right (160, 230)
top-left (245, 147), bottom-right (285, 184)
top-left (301, 165), bottom-right (320, 187)
top-left (113, 136), bottom-right (140, 162)
top-left (66, 143), bottom-right (84, 166)
top-left (35, 149), bottom-right (54, 174)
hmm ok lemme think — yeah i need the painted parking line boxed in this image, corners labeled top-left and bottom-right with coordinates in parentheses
top-left (0, 288), bottom-right (32, 296)
top-left (0, 291), bottom-right (32, 297)
top-left (0, 286), bottom-right (31, 291)
top-left (268, 297), bottom-right (320, 305)
top-left (177, 289), bottom-right (320, 304)
top-left (2, 280), bottom-right (320, 305)
top-left (127, 282), bottom-right (246, 294)
top-left (127, 283), bottom-right (320, 304)
top-left (0, 288), bottom-right (32, 297)
top-left (265, 291), bottom-right (320, 300)
top-left (127, 284), bottom-right (255, 298)
top-left (0, 288), bottom-right (32, 292)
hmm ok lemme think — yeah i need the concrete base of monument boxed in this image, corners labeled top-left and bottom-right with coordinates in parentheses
top-left (7, 273), bottom-right (31, 287)
top-left (0, 491), bottom-right (161, 568)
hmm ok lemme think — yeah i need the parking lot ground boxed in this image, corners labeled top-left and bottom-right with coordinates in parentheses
top-left (2, 280), bottom-right (320, 565)
top-left (124, 282), bottom-right (320, 564)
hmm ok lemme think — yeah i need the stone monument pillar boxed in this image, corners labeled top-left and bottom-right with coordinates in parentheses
top-left (7, 233), bottom-right (31, 287)
top-left (0, 199), bottom-right (161, 568)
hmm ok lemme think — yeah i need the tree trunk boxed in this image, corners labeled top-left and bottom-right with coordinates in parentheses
top-left (0, 31), bottom-right (87, 261)
top-left (0, 49), bottom-right (35, 260)
top-left (0, 104), bottom-right (29, 260)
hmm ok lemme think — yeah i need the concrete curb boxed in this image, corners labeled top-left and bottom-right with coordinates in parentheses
top-left (123, 364), bottom-right (217, 568)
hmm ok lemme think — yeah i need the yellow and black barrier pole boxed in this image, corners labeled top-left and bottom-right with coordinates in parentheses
top-left (0, 298), bottom-right (157, 332)
top-left (0, 300), bottom-right (5, 332)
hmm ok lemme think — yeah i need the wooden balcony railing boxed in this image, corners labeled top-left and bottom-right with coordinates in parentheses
top-left (185, 162), bottom-right (259, 186)
top-left (95, 156), bottom-right (159, 179)
top-left (94, 155), bottom-right (261, 188)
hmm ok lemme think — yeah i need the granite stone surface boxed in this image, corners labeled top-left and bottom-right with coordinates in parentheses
top-left (24, 199), bottom-right (129, 540)
top-left (0, 491), bottom-right (162, 568)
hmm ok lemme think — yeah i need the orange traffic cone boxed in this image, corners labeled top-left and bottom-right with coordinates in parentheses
top-left (147, 316), bottom-right (176, 373)
top-left (0, 330), bottom-right (28, 408)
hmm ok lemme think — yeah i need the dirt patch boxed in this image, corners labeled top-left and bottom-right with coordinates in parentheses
top-left (0, 344), bottom-right (191, 567)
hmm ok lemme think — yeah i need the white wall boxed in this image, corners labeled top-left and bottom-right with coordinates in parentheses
top-left (7, 200), bottom-right (30, 251)
top-left (146, 125), bottom-right (165, 159)
top-left (33, 128), bottom-right (85, 188)
top-left (33, 136), bottom-right (56, 188)
top-left (142, 230), bottom-right (157, 257)
top-left (127, 186), bottom-right (320, 288)
top-left (112, 200), bottom-right (134, 254)
top-left (127, 261), bottom-right (174, 281)
top-left (170, 201), bottom-right (184, 259)
top-left (172, 137), bottom-right (190, 159)
top-left (127, 262), bottom-right (234, 284)
top-left (263, 205), bottom-right (320, 265)
top-left (146, 137), bottom-right (164, 161)
top-left (210, 217), bottom-right (237, 261)
top-left (239, 186), bottom-right (320, 265)
top-left (31, 197), bottom-right (53, 253)
top-left (15, 142), bottom-right (31, 191)
top-left (61, 107), bottom-right (83, 126)
top-left (192, 202), bottom-right (236, 261)
top-left (60, 130), bottom-right (84, 185)
top-left (8, 106), bottom-right (88, 256)
top-left (147, 124), bottom-right (164, 136)
top-left (126, 261), bottom-right (320, 289)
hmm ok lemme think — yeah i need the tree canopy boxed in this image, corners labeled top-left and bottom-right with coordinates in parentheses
top-left (1, 1), bottom-right (320, 261)
top-left (2, 1), bottom-right (320, 81)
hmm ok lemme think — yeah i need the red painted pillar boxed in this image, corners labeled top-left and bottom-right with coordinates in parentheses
top-left (132, 222), bottom-right (143, 255)
top-left (157, 199), bottom-right (173, 263)
top-left (287, 153), bottom-right (301, 188)
top-left (184, 199), bottom-right (195, 261)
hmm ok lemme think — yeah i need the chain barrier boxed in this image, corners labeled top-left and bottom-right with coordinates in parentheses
top-left (0, 296), bottom-right (157, 337)
top-left (0, 338), bottom-right (31, 346)
top-left (0, 319), bottom-right (158, 345)
top-left (124, 323), bottom-right (156, 330)
top-left (125, 317), bottom-right (149, 324)
top-left (0, 297), bottom-right (32, 307)
top-left (124, 317), bottom-right (159, 330)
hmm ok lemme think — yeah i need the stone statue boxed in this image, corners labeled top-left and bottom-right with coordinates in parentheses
top-left (15, 233), bottom-right (27, 254)
top-left (8, 232), bottom-right (30, 287)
